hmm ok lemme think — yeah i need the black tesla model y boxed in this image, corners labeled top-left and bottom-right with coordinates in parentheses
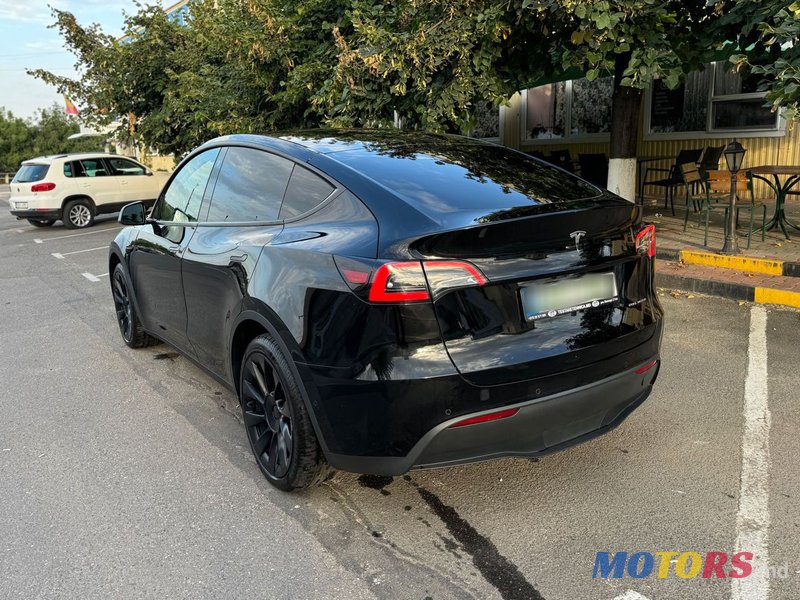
top-left (109, 130), bottom-right (663, 491)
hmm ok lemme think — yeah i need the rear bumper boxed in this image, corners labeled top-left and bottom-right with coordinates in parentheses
top-left (11, 209), bottom-right (61, 220)
top-left (325, 357), bottom-right (659, 475)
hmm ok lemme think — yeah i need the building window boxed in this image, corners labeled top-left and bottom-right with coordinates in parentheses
top-left (647, 62), bottom-right (780, 136)
top-left (649, 69), bottom-right (711, 133)
top-left (523, 78), bottom-right (612, 142)
top-left (468, 101), bottom-right (501, 140)
top-left (526, 82), bottom-right (567, 139)
top-left (710, 63), bottom-right (778, 131)
top-left (570, 77), bottom-right (613, 135)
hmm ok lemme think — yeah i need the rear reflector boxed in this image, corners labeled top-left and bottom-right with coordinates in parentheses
top-left (635, 224), bottom-right (656, 258)
top-left (341, 269), bottom-right (369, 285)
top-left (449, 407), bottom-right (519, 428)
top-left (31, 182), bottom-right (56, 192)
top-left (635, 359), bottom-right (658, 375)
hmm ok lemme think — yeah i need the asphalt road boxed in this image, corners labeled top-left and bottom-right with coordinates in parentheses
top-left (1, 187), bottom-right (799, 600)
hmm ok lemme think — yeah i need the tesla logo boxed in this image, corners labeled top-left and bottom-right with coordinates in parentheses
top-left (570, 230), bottom-right (587, 251)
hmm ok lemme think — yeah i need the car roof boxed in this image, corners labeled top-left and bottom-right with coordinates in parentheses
top-left (201, 130), bottom-right (610, 233)
top-left (21, 153), bottom-right (140, 165)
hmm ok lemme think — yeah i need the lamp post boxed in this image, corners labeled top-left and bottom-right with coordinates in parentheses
top-left (721, 139), bottom-right (747, 255)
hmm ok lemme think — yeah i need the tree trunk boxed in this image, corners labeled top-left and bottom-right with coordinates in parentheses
top-left (606, 54), bottom-right (642, 203)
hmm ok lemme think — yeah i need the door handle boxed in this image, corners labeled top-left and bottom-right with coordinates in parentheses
top-left (229, 253), bottom-right (248, 263)
top-left (168, 245), bottom-right (180, 252)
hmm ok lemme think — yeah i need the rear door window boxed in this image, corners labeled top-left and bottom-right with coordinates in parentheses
top-left (13, 164), bottom-right (49, 183)
top-left (279, 165), bottom-right (335, 219)
top-left (154, 148), bottom-right (220, 223)
top-left (108, 157), bottom-right (147, 176)
top-left (75, 159), bottom-right (110, 177)
top-left (206, 147), bottom-right (293, 222)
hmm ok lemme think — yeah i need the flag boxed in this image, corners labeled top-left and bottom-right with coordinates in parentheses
top-left (64, 95), bottom-right (79, 116)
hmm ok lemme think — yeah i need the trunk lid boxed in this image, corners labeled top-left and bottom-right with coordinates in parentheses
top-left (415, 200), bottom-right (661, 386)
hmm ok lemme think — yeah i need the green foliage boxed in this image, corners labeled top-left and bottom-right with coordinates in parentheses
top-left (27, 0), bottom-right (800, 156)
top-left (0, 105), bottom-right (102, 173)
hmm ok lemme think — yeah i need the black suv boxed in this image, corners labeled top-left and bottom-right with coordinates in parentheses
top-left (110, 130), bottom-right (663, 491)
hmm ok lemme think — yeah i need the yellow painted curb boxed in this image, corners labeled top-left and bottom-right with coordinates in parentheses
top-left (754, 287), bottom-right (800, 309)
top-left (680, 250), bottom-right (783, 276)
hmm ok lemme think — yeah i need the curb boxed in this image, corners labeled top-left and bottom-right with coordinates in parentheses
top-left (657, 248), bottom-right (800, 278)
top-left (655, 272), bottom-right (800, 309)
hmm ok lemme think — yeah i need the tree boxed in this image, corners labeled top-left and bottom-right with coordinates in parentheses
top-left (30, 0), bottom-right (799, 200)
top-left (0, 105), bottom-right (102, 172)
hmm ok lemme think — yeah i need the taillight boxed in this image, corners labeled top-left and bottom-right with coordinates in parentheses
top-left (422, 261), bottom-right (487, 300)
top-left (635, 224), bottom-right (656, 258)
top-left (369, 262), bottom-right (430, 302)
top-left (449, 407), bottom-right (519, 428)
top-left (31, 182), bottom-right (56, 192)
top-left (333, 257), bottom-right (487, 304)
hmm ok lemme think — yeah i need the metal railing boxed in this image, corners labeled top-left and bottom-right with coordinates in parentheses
top-left (1, 173), bottom-right (16, 184)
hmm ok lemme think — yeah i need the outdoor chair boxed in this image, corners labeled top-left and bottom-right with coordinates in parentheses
top-left (683, 166), bottom-right (767, 249)
top-left (706, 170), bottom-right (767, 249)
top-left (698, 145), bottom-right (725, 179)
top-left (644, 148), bottom-right (703, 215)
top-left (679, 163), bottom-right (732, 247)
top-left (577, 153), bottom-right (609, 188)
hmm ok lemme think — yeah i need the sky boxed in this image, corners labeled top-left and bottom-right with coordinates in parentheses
top-left (0, 0), bottom-right (169, 120)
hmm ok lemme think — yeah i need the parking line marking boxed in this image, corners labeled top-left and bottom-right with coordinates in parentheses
top-left (81, 272), bottom-right (108, 283)
top-left (732, 305), bottom-right (770, 600)
top-left (51, 245), bottom-right (107, 259)
top-left (33, 226), bottom-right (121, 243)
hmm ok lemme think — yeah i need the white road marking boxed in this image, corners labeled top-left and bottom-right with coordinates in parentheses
top-left (33, 226), bottom-right (120, 243)
top-left (51, 245), bottom-right (107, 259)
top-left (81, 272), bottom-right (108, 283)
top-left (732, 305), bottom-right (771, 600)
top-left (612, 592), bottom-right (651, 600)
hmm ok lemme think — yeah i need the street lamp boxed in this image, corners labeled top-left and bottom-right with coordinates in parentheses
top-left (721, 139), bottom-right (747, 255)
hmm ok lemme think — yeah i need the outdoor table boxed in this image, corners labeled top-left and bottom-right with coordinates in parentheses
top-left (636, 155), bottom-right (672, 205)
top-left (748, 165), bottom-right (800, 239)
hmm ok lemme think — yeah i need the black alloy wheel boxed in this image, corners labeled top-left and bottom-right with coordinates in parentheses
top-left (239, 335), bottom-right (328, 490)
top-left (111, 263), bottom-right (157, 348)
top-left (242, 352), bottom-right (294, 480)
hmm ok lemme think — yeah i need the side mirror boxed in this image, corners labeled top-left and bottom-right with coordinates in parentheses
top-left (119, 201), bottom-right (146, 226)
top-left (145, 169), bottom-right (154, 176)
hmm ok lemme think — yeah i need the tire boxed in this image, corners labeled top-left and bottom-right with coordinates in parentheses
top-left (63, 198), bottom-right (95, 229)
top-left (27, 219), bottom-right (55, 227)
top-left (111, 263), bottom-right (158, 348)
top-left (239, 334), bottom-right (329, 491)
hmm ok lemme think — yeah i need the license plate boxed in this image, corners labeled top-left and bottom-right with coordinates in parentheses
top-left (520, 272), bottom-right (618, 321)
top-left (15, 202), bottom-right (28, 209)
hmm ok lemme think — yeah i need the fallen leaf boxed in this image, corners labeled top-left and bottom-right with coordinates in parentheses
top-left (687, 294), bottom-right (696, 299)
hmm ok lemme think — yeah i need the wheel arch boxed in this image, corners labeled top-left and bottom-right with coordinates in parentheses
top-left (61, 194), bottom-right (97, 213)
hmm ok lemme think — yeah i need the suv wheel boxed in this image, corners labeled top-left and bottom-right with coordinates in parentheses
top-left (27, 219), bottom-right (55, 227)
top-left (63, 199), bottom-right (94, 229)
top-left (111, 263), bottom-right (158, 348)
top-left (240, 335), bottom-right (329, 491)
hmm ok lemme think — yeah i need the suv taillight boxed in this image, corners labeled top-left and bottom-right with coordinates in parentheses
top-left (334, 257), bottom-right (487, 304)
top-left (31, 182), bottom-right (56, 192)
top-left (635, 224), bottom-right (656, 258)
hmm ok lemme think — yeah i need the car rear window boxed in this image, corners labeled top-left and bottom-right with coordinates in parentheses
top-left (330, 138), bottom-right (602, 214)
top-left (13, 164), bottom-right (50, 183)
